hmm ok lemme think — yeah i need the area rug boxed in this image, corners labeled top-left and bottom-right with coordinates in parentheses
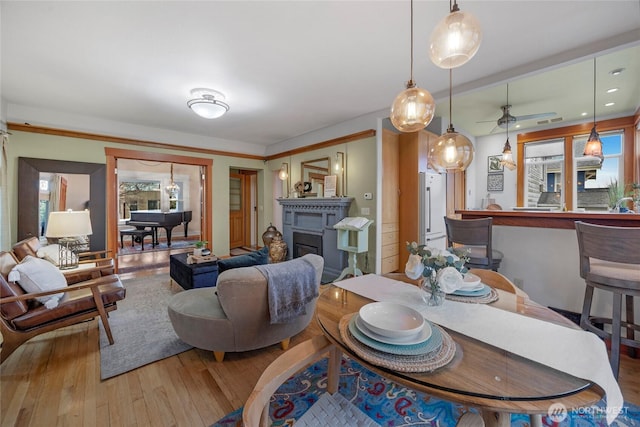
top-left (212, 356), bottom-right (640, 427)
top-left (118, 239), bottom-right (194, 256)
top-left (98, 274), bottom-right (193, 380)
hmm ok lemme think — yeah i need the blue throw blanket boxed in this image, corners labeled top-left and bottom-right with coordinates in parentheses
top-left (255, 258), bottom-right (318, 324)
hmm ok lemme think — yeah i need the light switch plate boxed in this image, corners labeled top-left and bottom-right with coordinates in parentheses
top-left (361, 207), bottom-right (370, 215)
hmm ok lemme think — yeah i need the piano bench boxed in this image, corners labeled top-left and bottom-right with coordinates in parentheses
top-left (120, 229), bottom-right (155, 250)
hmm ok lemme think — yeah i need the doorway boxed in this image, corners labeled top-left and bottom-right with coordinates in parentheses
top-left (105, 148), bottom-right (212, 270)
top-left (229, 170), bottom-right (258, 250)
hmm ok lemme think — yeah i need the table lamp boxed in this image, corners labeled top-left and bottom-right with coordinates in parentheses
top-left (45, 210), bottom-right (93, 269)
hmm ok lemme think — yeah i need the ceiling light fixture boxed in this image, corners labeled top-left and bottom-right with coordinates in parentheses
top-left (187, 88), bottom-right (229, 119)
top-left (606, 88), bottom-right (618, 93)
top-left (166, 163), bottom-right (180, 195)
top-left (390, 0), bottom-right (435, 133)
top-left (609, 68), bottom-right (624, 76)
top-left (583, 58), bottom-right (604, 160)
top-left (428, 0), bottom-right (482, 69)
top-left (500, 84), bottom-right (516, 171)
top-left (430, 69), bottom-right (474, 172)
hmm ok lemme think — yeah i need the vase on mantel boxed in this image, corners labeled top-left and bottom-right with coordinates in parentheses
top-left (420, 275), bottom-right (445, 307)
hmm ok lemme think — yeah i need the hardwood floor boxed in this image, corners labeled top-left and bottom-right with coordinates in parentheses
top-left (1, 251), bottom-right (639, 426)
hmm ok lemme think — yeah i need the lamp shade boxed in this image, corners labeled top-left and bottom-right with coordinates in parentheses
top-left (500, 139), bottom-right (517, 171)
top-left (45, 210), bottom-right (93, 238)
top-left (187, 88), bottom-right (229, 119)
top-left (429, 130), bottom-right (474, 172)
top-left (429, 6), bottom-right (482, 69)
top-left (390, 85), bottom-right (436, 132)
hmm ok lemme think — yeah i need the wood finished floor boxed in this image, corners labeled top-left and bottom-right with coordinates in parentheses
top-left (1, 250), bottom-right (639, 426)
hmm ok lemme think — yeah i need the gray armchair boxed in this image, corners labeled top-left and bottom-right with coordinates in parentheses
top-left (168, 254), bottom-right (323, 362)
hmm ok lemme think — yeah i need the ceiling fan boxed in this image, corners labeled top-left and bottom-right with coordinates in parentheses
top-left (478, 87), bottom-right (557, 133)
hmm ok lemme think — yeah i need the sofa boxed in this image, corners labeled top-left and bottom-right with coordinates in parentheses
top-left (168, 254), bottom-right (323, 362)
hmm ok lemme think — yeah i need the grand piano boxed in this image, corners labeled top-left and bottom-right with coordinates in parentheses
top-left (128, 210), bottom-right (193, 247)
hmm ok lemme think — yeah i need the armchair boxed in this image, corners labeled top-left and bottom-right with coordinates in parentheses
top-left (168, 254), bottom-right (323, 362)
top-left (0, 251), bottom-right (126, 363)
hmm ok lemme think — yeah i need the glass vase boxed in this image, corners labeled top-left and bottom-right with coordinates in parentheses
top-left (420, 277), bottom-right (446, 306)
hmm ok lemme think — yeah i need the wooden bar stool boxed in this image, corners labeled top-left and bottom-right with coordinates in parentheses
top-left (444, 217), bottom-right (503, 271)
top-left (575, 221), bottom-right (640, 379)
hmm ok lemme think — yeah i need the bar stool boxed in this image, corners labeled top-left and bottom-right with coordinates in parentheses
top-left (575, 221), bottom-right (640, 379)
top-left (444, 217), bottom-right (503, 271)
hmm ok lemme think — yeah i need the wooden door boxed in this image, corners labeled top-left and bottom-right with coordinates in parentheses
top-left (58, 176), bottom-right (68, 211)
top-left (229, 173), bottom-right (245, 248)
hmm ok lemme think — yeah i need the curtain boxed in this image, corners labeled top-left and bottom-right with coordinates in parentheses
top-left (0, 131), bottom-right (10, 249)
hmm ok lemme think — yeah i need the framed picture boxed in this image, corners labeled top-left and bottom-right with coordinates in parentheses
top-left (324, 175), bottom-right (337, 197)
top-left (487, 173), bottom-right (504, 192)
top-left (488, 155), bottom-right (504, 173)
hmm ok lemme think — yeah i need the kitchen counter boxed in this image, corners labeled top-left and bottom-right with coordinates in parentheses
top-left (456, 210), bottom-right (640, 229)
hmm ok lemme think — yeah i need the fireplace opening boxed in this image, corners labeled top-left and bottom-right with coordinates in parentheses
top-left (292, 232), bottom-right (323, 258)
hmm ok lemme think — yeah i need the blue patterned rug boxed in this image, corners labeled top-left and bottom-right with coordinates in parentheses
top-left (212, 356), bottom-right (639, 426)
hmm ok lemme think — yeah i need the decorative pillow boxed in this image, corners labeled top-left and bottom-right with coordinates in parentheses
top-left (36, 244), bottom-right (78, 267)
top-left (8, 255), bottom-right (67, 308)
top-left (218, 246), bottom-right (269, 274)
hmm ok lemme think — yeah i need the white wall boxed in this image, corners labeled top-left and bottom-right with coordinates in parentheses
top-left (469, 132), bottom-right (518, 209)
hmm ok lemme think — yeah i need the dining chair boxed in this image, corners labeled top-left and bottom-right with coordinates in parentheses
top-left (575, 221), bottom-right (640, 379)
top-left (444, 217), bottom-right (503, 271)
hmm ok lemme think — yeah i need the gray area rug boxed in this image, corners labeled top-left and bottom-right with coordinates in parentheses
top-left (98, 274), bottom-right (193, 380)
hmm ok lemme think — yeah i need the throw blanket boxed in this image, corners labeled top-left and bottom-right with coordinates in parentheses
top-left (255, 258), bottom-right (318, 324)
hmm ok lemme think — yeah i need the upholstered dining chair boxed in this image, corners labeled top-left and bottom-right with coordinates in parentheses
top-left (444, 217), bottom-right (503, 271)
top-left (575, 221), bottom-right (640, 379)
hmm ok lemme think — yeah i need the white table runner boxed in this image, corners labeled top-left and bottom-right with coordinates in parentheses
top-left (334, 274), bottom-right (623, 424)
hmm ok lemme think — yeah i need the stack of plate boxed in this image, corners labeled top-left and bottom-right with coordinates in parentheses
top-left (349, 302), bottom-right (442, 356)
top-left (449, 272), bottom-right (491, 297)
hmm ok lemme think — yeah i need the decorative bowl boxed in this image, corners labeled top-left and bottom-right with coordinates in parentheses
top-left (358, 302), bottom-right (424, 338)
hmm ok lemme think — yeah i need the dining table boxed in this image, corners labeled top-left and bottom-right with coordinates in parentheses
top-left (315, 274), bottom-right (622, 427)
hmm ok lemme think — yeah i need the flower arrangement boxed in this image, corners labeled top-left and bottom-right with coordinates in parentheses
top-left (405, 242), bottom-right (470, 305)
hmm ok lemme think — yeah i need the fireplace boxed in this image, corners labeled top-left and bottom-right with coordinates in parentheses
top-left (293, 232), bottom-right (323, 258)
top-left (278, 197), bottom-right (353, 282)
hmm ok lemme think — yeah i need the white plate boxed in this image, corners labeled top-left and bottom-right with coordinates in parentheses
top-left (460, 272), bottom-right (482, 290)
top-left (451, 283), bottom-right (492, 297)
top-left (359, 302), bottom-right (425, 338)
top-left (355, 315), bottom-right (432, 345)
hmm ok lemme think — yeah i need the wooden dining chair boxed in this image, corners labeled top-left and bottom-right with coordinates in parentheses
top-left (575, 221), bottom-right (640, 379)
top-left (444, 217), bottom-right (503, 271)
top-left (243, 335), bottom-right (341, 426)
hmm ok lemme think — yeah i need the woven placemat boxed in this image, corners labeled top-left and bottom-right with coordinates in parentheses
top-left (445, 287), bottom-right (499, 304)
top-left (339, 313), bottom-right (456, 373)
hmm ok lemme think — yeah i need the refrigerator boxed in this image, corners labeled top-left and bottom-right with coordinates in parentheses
top-left (418, 172), bottom-right (447, 250)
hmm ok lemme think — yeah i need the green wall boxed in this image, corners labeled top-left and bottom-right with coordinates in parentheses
top-left (4, 130), bottom-right (267, 256)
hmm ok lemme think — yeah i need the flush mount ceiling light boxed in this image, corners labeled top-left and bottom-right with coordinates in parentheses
top-left (187, 88), bottom-right (229, 119)
top-left (390, 0), bottom-right (436, 133)
top-left (583, 58), bottom-right (604, 160)
top-left (430, 69), bottom-right (474, 172)
top-left (429, 0), bottom-right (482, 69)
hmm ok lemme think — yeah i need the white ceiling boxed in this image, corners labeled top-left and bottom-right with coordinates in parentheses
top-left (2, 1), bottom-right (639, 156)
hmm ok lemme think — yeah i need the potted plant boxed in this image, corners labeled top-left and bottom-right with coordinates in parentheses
top-left (193, 240), bottom-right (208, 257)
top-left (607, 179), bottom-right (625, 211)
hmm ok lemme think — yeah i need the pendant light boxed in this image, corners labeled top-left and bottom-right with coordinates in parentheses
top-left (430, 69), bottom-right (474, 172)
top-left (429, 0), bottom-right (482, 69)
top-left (500, 84), bottom-right (516, 171)
top-left (390, 0), bottom-right (435, 133)
top-left (583, 58), bottom-right (604, 160)
top-left (166, 163), bottom-right (180, 195)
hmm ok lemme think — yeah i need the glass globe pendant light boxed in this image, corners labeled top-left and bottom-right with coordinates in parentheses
top-left (430, 70), bottom-right (474, 172)
top-left (583, 58), bottom-right (604, 160)
top-left (499, 84), bottom-right (516, 171)
top-left (429, 0), bottom-right (482, 69)
top-left (390, 0), bottom-right (436, 132)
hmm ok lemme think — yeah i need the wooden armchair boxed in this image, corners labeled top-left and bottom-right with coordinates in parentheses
top-left (0, 251), bottom-right (126, 363)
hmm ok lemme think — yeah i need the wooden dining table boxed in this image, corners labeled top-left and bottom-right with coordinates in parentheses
top-left (315, 277), bottom-right (605, 427)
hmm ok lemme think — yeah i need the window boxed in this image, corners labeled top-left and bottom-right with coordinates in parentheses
top-left (573, 130), bottom-right (623, 211)
top-left (517, 116), bottom-right (634, 211)
top-left (524, 139), bottom-right (564, 208)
